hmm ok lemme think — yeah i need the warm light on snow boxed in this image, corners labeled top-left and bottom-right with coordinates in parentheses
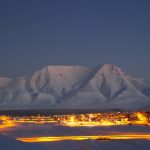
top-left (17, 134), bottom-right (150, 143)
top-left (0, 112), bottom-right (149, 129)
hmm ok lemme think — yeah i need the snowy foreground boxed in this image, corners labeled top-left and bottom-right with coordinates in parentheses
top-left (0, 134), bottom-right (46, 150)
top-left (1, 134), bottom-right (150, 150)
top-left (42, 140), bottom-right (150, 150)
top-left (1, 121), bottom-right (150, 150)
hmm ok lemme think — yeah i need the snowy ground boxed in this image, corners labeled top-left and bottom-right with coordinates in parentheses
top-left (42, 140), bottom-right (150, 150)
top-left (0, 134), bottom-right (46, 150)
top-left (1, 121), bottom-right (150, 150)
top-left (1, 134), bottom-right (150, 150)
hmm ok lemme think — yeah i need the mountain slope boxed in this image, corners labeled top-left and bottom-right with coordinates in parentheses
top-left (0, 77), bottom-right (12, 88)
top-left (57, 64), bottom-right (150, 110)
top-left (0, 64), bottom-right (150, 110)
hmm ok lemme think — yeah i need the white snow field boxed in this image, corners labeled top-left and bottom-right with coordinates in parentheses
top-left (1, 133), bottom-right (150, 150)
top-left (0, 64), bottom-right (150, 110)
top-left (42, 140), bottom-right (150, 150)
top-left (2, 121), bottom-right (150, 150)
top-left (0, 134), bottom-right (46, 150)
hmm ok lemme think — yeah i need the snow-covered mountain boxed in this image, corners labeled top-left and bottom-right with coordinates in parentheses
top-left (0, 77), bottom-right (12, 88)
top-left (0, 64), bottom-right (150, 110)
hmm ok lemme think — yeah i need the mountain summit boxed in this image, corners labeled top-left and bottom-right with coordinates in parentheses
top-left (0, 64), bottom-right (150, 110)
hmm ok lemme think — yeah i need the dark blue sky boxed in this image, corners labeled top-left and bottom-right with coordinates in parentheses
top-left (0, 0), bottom-right (150, 80)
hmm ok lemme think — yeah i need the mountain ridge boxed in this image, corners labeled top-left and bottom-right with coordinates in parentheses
top-left (0, 64), bottom-right (150, 110)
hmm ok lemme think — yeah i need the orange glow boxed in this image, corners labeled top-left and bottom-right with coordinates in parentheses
top-left (0, 112), bottom-right (150, 143)
top-left (133, 112), bottom-right (149, 125)
top-left (17, 134), bottom-right (150, 143)
top-left (0, 116), bottom-right (16, 130)
top-left (0, 112), bottom-right (149, 130)
top-left (58, 112), bottom-right (150, 127)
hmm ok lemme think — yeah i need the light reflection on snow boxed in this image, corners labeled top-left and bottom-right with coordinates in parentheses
top-left (1, 112), bottom-right (149, 128)
top-left (0, 112), bottom-right (150, 143)
top-left (17, 134), bottom-right (150, 143)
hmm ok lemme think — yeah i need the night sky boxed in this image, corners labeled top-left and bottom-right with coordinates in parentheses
top-left (0, 0), bottom-right (150, 80)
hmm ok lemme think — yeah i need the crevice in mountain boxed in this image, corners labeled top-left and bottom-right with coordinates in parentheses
top-left (31, 93), bottom-right (39, 104)
top-left (109, 80), bottom-right (127, 100)
top-left (99, 77), bottom-right (111, 99)
top-left (141, 87), bottom-right (150, 97)
top-left (56, 65), bottom-right (101, 103)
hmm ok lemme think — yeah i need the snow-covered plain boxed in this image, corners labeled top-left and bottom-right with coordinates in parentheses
top-left (42, 140), bottom-right (150, 150)
top-left (1, 133), bottom-right (150, 150)
top-left (0, 64), bottom-right (150, 110)
top-left (0, 134), bottom-right (46, 150)
top-left (1, 121), bottom-right (150, 150)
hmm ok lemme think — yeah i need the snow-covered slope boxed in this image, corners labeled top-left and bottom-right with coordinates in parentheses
top-left (0, 77), bottom-right (12, 88)
top-left (57, 64), bottom-right (150, 110)
top-left (0, 64), bottom-right (150, 110)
